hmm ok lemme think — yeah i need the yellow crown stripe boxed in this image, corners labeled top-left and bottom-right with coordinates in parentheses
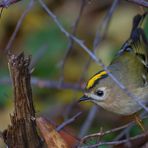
top-left (86, 70), bottom-right (107, 89)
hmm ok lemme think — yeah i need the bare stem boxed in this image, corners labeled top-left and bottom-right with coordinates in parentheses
top-left (0, 0), bottom-right (21, 7)
top-left (5, 0), bottom-right (34, 54)
top-left (38, 0), bottom-right (148, 112)
top-left (79, 131), bottom-right (148, 148)
top-left (0, 76), bottom-right (84, 91)
top-left (79, 0), bottom-right (120, 137)
top-left (59, 0), bottom-right (86, 82)
top-left (56, 112), bottom-right (82, 132)
top-left (127, 0), bottom-right (148, 7)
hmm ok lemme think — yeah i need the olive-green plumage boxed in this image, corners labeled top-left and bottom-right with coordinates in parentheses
top-left (80, 13), bottom-right (148, 115)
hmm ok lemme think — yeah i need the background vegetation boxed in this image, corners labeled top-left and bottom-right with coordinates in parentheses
top-left (0, 0), bottom-right (147, 147)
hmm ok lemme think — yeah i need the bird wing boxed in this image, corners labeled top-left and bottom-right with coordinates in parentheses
top-left (118, 12), bottom-right (148, 66)
top-left (110, 13), bottom-right (148, 87)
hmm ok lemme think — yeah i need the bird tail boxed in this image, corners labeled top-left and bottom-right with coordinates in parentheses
top-left (118, 12), bottom-right (148, 67)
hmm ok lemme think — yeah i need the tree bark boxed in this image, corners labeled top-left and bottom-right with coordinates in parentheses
top-left (3, 53), bottom-right (42, 148)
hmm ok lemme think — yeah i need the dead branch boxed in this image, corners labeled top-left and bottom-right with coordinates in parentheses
top-left (38, 0), bottom-right (148, 112)
top-left (2, 53), bottom-right (42, 148)
top-left (59, 0), bottom-right (86, 82)
top-left (0, 0), bottom-right (21, 8)
top-left (56, 112), bottom-right (82, 132)
top-left (0, 77), bottom-right (83, 91)
top-left (79, 131), bottom-right (148, 148)
top-left (5, 0), bottom-right (34, 53)
top-left (79, 0), bottom-right (119, 137)
top-left (79, 115), bottom-right (148, 147)
top-left (127, 0), bottom-right (148, 7)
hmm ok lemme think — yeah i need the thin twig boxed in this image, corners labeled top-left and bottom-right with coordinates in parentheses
top-left (113, 125), bottom-right (132, 141)
top-left (79, 131), bottom-right (148, 148)
top-left (0, 77), bottom-right (83, 91)
top-left (56, 112), bottom-right (82, 132)
top-left (80, 0), bottom-right (119, 82)
top-left (124, 127), bottom-right (132, 148)
top-left (79, 115), bottom-right (148, 146)
top-left (38, 0), bottom-right (148, 112)
top-left (29, 44), bottom-right (49, 70)
top-left (127, 0), bottom-right (148, 7)
top-left (0, 0), bottom-right (21, 7)
top-left (79, 106), bottom-right (98, 137)
top-left (59, 0), bottom-right (86, 82)
top-left (80, 121), bottom-right (133, 145)
top-left (79, 0), bottom-right (120, 137)
top-left (4, 0), bottom-right (34, 54)
top-left (93, 0), bottom-right (120, 49)
top-left (58, 0), bottom-right (86, 119)
top-left (113, 111), bottom-right (148, 141)
top-left (32, 77), bottom-right (83, 90)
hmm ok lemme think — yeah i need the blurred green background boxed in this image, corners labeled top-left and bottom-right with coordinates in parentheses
top-left (0, 0), bottom-right (147, 147)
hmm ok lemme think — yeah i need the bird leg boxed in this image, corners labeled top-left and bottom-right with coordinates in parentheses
top-left (134, 114), bottom-right (145, 132)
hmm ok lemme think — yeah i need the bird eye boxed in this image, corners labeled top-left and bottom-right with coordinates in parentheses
top-left (96, 90), bottom-right (104, 97)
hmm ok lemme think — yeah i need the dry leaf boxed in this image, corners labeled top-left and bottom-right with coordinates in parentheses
top-left (36, 117), bottom-right (68, 148)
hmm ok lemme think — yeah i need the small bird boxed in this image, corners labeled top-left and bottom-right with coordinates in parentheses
top-left (79, 13), bottom-right (148, 125)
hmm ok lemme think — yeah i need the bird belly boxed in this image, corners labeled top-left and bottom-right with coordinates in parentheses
top-left (95, 98), bottom-right (142, 115)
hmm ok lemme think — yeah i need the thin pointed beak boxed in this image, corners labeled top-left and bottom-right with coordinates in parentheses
top-left (79, 95), bottom-right (91, 102)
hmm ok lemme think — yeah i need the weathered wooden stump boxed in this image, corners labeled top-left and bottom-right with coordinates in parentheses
top-left (3, 53), bottom-right (42, 148)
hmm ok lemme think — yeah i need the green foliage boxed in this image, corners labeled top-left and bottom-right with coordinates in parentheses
top-left (0, 85), bottom-right (12, 108)
top-left (0, 1), bottom-right (148, 147)
top-left (144, 16), bottom-right (148, 37)
top-left (0, 66), bottom-right (11, 108)
top-left (130, 125), bottom-right (141, 136)
top-left (23, 23), bottom-right (68, 78)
